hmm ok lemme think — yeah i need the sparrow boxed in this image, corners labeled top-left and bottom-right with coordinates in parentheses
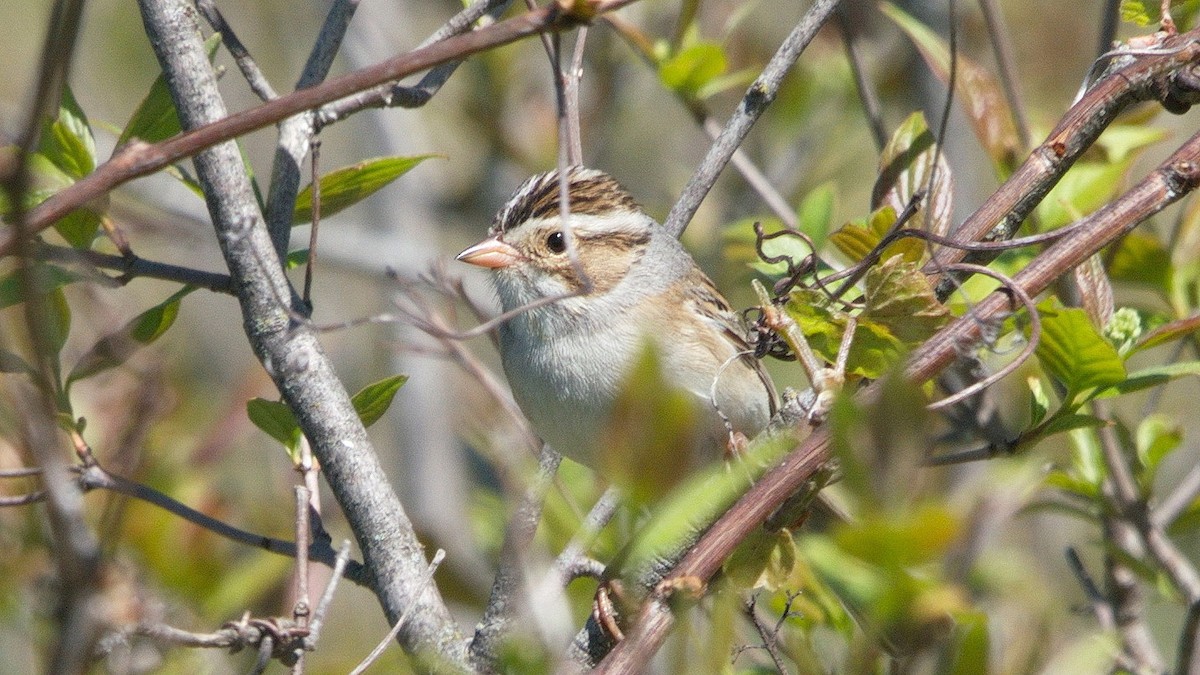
top-left (457, 167), bottom-right (775, 470)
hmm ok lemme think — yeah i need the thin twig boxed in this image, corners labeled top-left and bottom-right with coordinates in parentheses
top-left (835, 4), bottom-right (886, 151)
top-left (36, 242), bottom-right (234, 293)
top-left (195, 0), bottom-right (279, 101)
top-left (565, 27), bottom-right (589, 164)
top-left (1, 1), bottom-right (102, 669)
top-left (925, 263), bottom-right (1039, 411)
top-left (1101, 487), bottom-right (1168, 672)
top-left (1094, 400), bottom-right (1200, 673)
top-left (0, 466), bottom-right (45, 477)
top-left (922, 0), bottom-right (956, 238)
top-left (302, 139), bottom-right (321, 307)
top-left (555, 486), bottom-right (620, 583)
top-left (0, 491), bottom-right (47, 506)
top-left (306, 540), bottom-right (352, 648)
top-left (291, 485), bottom-right (312, 672)
top-left (1066, 543), bottom-right (1158, 671)
top-left (1154, 462), bottom-right (1200, 528)
top-left (408, 290), bottom-right (542, 453)
top-left (977, 0), bottom-right (1030, 148)
top-left (1098, 0), bottom-right (1121, 59)
top-left (315, 0), bottom-right (516, 125)
top-left (297, 0), bottom-right (360, 89)
top-left (744, 594), bottom-right (790, 674)
top-left (98, 615), bottom-right (279, 655)
top-left (350, 549), bottom-right (447, 675)
top-left (262, 0), bottom-right (358, 259)
top-left (1180, 602), bottom-right (1200, 675)
top-left (75, 463), bottom-right (368, 584)
top-left (1065, 547), bottom-right (1116, 630)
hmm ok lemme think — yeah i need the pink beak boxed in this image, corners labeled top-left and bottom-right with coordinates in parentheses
top-left (456, 236), bottom-right (521, 269)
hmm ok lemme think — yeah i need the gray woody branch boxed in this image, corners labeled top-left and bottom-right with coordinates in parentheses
top-left (136, 0), bottom-right (469, 668)
top-left (661, 0), bottom-right (842, 239)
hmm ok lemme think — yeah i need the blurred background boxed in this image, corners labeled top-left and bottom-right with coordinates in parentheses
top-left (2, 0), bottom-right (1198, 671)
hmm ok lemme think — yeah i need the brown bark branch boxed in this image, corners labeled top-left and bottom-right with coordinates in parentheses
top-left (929, 28), bottom-right (1200, 298)
top-left (0, 0), bottom-right (641, 259)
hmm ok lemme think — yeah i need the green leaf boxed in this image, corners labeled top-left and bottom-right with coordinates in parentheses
top-left (1121, 0), bottom-right (1154, 24)
top-left (872, 111), bottom-right (953, 239)
top-left (835, 503), bottom-right (960, 568)
top-left (1042, 468), bottom-right (1101, 501)
top-left (1109, 231), bottom-right (1172, 295)
top-left (1069, 426), bottom-right (1107, 489)
top-left (1028, 376), bottom-right (1050, 427)
top-left (285, 249), bottom-right (310, 269)
top-left (694, 67), bottom-right (758, 100)
top-left (0, 264), bottom-right (81, 309)
top-left (1097, 124), bottom-right (1169, 163)
top-left (798, 535), bottom-right (889, 614)
top-left (600, 343), bottom-right (700, 506)
top-left (38, 85), bottom-right (95, 180)
top-left (53, 207), bottom-right (102, 249)
top-left (1133, 314), bottom-right (1200, 353)
top-left (351, 374), bottom-right (408, 428)
top-left (1034, 300), bottom-right (1127, 401)
top-left (881, 3), bottom-right (1021, 173)
top-left (1040, 413), bottom-right (1108, 437)
top-left (797, 181), bottom-right (836, 245)
top-left (610, 431), bottom-right (798, 585)
top-left (658, 42), bottom-right (727, 98)
top-left (862, 256), bottom-right (951, 347)
top-left (828, 205), bottom-right (924, 265)
top-left (45, 286), bottom-right (72, 357)
top-left (1036, 159), bottom-right (1131, 231)
top-left (67, 287), bottom-right (193, 384)
top-left (724, 528), bottom-right (799, 591)
top-left (1120, 0), bottom-right (1200, 29)
top-left (0, 149), bottom-right (74, 215)
top-left (0, 350), bottom-right (33, 375)
top-left (946, 611), bottom-right (990, 675)
top-left (246, 398), bottom-right (302, 456)
top-left (785, 288), bottom-right (905, 379)
top-left (1135, 414), bottom-right (1181, 487)
top-left (292, 155), bottom-right (437, 224)
top-left (24, 87), bottom-right (107, 249)
top-left (1097, 360), bottom-right (1200, 397)
top-left (119, 34), bottom-right (222, 146)
top-left (118, 74), bottom-right (181, 146)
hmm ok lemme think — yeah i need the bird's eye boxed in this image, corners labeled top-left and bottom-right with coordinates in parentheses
top-left (546, 231), bottom-right (566, 253)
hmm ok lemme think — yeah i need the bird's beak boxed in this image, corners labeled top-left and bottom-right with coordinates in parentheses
top-left (456, 236), bottom-right (521, 269)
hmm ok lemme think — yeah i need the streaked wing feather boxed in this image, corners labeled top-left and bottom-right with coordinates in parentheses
top-left (683, 267), bottom-right (778, 416)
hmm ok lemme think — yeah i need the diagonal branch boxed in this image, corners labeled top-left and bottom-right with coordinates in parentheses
top-left (1, 0), bottom-right (643, 258)
top-left (928, 28), bottom-right (1200, 298)
top-left (315, 0), bottom-right (515, 124)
